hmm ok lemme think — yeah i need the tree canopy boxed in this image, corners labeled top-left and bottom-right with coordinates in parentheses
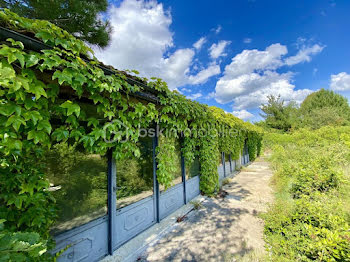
top-left (260, 89), bottom-right (350, 131)
top-left (299, 89), bottom-right (350, 129)
top-left (260, 95), bottom-right (298, 131)
top-left (0, 0), bottom-right (111, 47)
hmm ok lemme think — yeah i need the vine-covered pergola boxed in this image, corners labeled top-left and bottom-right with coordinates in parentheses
top-left (0, 10), bottom-right (262, 261)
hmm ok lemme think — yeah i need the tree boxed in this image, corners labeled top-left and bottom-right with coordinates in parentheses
top-left (300, 88), bottom-right (350, 114)
top-left (1, 0), bottom-right (111, 47)
top-left (299, 89), bottom-right (350, 129)
top-left (260, 95), bottom-right (298, 131)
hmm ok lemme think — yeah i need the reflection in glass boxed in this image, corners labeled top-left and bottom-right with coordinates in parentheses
top-left (186, 156), bottom-right (200, 179)
top-left (159, 135), bottom-right (182, 192)
top-left (116, 136), bottom-right (154, 209)
top-left (244, 141), bottom-right (249, 155)
top-left (225, 153), bottom-right (230, 162)
top-left (219, 152), bottom-right (223, 166)
top-left (43, 143), bottom-right (108, 235)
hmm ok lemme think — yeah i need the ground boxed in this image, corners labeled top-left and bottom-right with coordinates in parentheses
top-left (138, 156), bottom-right (274, 262)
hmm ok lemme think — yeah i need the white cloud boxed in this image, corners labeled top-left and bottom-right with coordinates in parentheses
top-left (243, 38), bottom-right (252, 44)
top-left (330, 72), bottom-right (350, 91)
top-left (187, 92), bottom-right (202, 100)
top-left (216, 71), bottom-right (294, 104)
top-left (214, 25), bottom-right (222, 34)
top-left (220, 44), bottom-right (287, 79)
top-left (161, 48), bottom-right (195, 88)
top-left (205, 92), bottom-right (215, 100)
top-left (232, 110), bottom-right (254, 120)
top-left (193, 37), bottom-right (206, 50)
top-left (214, 43), bottom-right (316, 110)
top-left (180, 87), bottom-right (191, 93)
top-left (94, 0), bottom-right (219, 90)
top-left (285, 44), bottom-right (325, 66)
top-left (188, 64), bottom-right (221, 85)
top-left (209, 40), bottom-right (231, 59)
top-left (94, 0), bottom-right (172, 74)
top-left (232, 83), bottom-right (313, 110)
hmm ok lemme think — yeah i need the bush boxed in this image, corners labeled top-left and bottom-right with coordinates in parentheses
top-left (263, 127), bottom-right (350, 261)
top-left (290, 156), bottom-right (344, 198)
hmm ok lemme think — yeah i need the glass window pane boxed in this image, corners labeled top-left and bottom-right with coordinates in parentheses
top-left (225, 153), bottom-right (230, 162)
top-left (186, 157), bottom-right (200, 179)
top-left (44, 143), bottom-right (108, 235)
top-left (159, 135), bottom-right (182, 192)
top-left (116, 136), bottom-right (154, 209)
top-left (219, 153), bottom-right (223, 166)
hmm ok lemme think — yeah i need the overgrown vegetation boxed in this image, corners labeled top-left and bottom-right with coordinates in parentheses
top-left (263, 127), bottom-right (350, 261)
top-left (260, 87), bottom-right (350, 261)
top-left (0, 10), bottom-right (262, 260)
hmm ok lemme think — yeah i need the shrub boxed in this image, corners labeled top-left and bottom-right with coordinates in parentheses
top-left (263, 127), bottom-right (350, 261)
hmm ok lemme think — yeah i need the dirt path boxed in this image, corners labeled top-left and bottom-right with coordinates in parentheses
top-left (138, 156), bottom-right (274, 262)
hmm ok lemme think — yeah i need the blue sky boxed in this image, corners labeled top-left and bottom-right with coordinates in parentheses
top-left (95, 0), bottom-right (350, 121)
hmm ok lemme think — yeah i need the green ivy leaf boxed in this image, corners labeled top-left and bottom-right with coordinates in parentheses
top-left (14, 52), bottom-right (25, 68)
top-left (23, 111), bottom-right (42, 125)
top-left (6, 115), bottom-right (26, 131)
top-left (6, 38), bottom-right (24, 49)
top-left (46, 83), bottom-right (59, 98)
top-left (0, 66), bottom-right (16, 80)
top-left (52, 69), bottom-right (73, 85)
top-left (12, 140), bottom-right (23, 150)
top-left (79, 135), bottom-right (95, 147)
top-left (55, 38), bottom-right (70, 50)
top-left (27, 130), bottom-right (49, 144)
top-left (70, 129), bottom-right (83, 140)
top-left (25, 54), bottom-right (40, 68)
top-left (37, 120), bottom-right (52, 134)
top-left (24, 97), bottom-right (35, 110)
top-left (52, 128), bottom-right (69, 141)
top-left (60, 100), bottom-right (80, 117)
top-left (0, 103), bottom-right (21, 116)
top-left (87, 118), bottom-right (99, 127)
top-left (7, 52), bottom-right (17, 64)
top-left (19, 183), bottom-right (34, 196)
top-left (35, 31), bottom-right (54, 43)
top-left (14, 197), bottom-right (23, 209)
top-left (27, 81), bottom-right (47, 99)
top-left (90, 128), bottom-right (104, 140)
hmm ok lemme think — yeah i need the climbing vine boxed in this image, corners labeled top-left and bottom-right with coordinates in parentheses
top-left (0, 9), bottom-right (262, 260)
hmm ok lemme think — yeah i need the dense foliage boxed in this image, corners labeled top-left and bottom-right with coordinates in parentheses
top-left (0, 0), bottom-right (111, 47)
top-left (263, 127), bottom-right (350, 261)
top-left (0, 10), bottom-right (262, 260)
top-left (259, 90), bottom-right (350, 131)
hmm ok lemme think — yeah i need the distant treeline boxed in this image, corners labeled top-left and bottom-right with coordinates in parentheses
top-left (257, 89), bottom-right (350, 131)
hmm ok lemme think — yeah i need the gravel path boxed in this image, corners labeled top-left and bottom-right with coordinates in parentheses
top-left (138, 155), bottom-right (274, 262)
